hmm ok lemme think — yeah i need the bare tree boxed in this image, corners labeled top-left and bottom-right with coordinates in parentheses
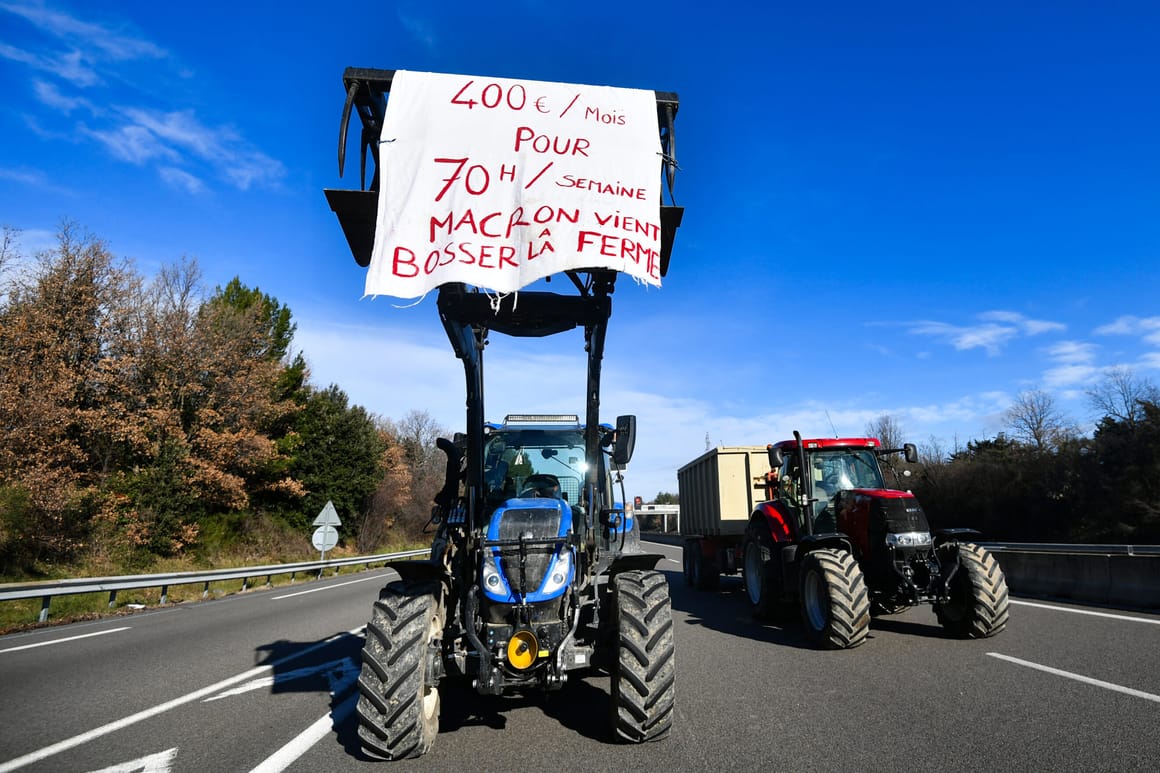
top-left (864, 414), bottom-right (906, 450)
top-left (1086, 366), bottom-right (1159, 429)
top-left (381, 410), bottom-right (451, 537)
top-left (1003, 389), bottom-right (1073, 451)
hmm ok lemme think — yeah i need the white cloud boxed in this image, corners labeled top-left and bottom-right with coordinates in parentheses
top-left (1095, 315), bottom-right (1160, 346)
top-left (904, 310), bottom-right (1065, 355)
top-left (159, 166), bottom-right (205, 194)
top-left (907, 320), bottom-right (1019, 355)
top-left (0, 1), bottom-right (166, 62)
top-left (397, 11), bottom-right (437, 49)
top-left (2, 4), bottom-right (281, 193)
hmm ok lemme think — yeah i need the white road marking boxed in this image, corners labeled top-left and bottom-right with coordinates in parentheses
top-left (988, 653), bottom-right (1160, 704)
top-left (0, 626), bottom-right (131, 654)
top-left (86, 747), bottom-right (177, 773)
top-left (0, 626), bottom-right (365, 773)
top-left (248, 692), bottom-right (359, 773)
top-left (1010, 599), bottom-right (1160, 625)
top-left (271, 576), bottom-right (385, 600)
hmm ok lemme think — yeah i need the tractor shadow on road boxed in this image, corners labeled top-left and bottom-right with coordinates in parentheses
top-left (661, 568), bottom-right (820, 651)
top-left (435, 673), bottom-right (614, 743)
top-left (663, 568), bottom-right (964, 646)
top-left (252, 631), bottom-right (366, 694)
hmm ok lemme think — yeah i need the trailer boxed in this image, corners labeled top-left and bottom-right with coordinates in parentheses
top-left (676, 446), bottom-right (770, 589)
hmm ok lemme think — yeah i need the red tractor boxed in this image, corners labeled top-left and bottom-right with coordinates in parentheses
top-left (683, 433), bottom-right (1009, 649)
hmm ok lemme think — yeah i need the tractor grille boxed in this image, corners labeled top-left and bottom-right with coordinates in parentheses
top-left (873, 496), bottom-right (931, 535)
top-left (494, 506), bottom-right (564, 595)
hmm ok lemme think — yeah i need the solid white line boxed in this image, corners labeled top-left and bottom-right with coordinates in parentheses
top-left (0, 626), bottom-right (131, 654)
top-left (270, 575), bottom-right (384, 600)
top-left (247, 692), bottom-right (359, 773)
top-left (988, 653), bottom-right (1160, 704)
top-left (1010, 599), bottom-right (1160, 625)
top-left (0, 625), bottom-right (365, 773)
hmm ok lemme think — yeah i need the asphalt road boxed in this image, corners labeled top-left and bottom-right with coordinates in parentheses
top-left (1, 540), bottom-right (1158, 772)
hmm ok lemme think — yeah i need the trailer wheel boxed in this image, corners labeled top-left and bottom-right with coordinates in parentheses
top-left (357, 580), bottom-right (443, 760)
top-left (611, 570), bottom-right (675, 743)
top-left (682, 540), bottom-right (695, 587)
top-left (935, 543), bottom-right (1010, 638)
top-left (687, 541), bottom-right (718, 591)
top-left (798, 549), bottom-right (871, 649)
top-left (743, 535), bottom-right (775, 617)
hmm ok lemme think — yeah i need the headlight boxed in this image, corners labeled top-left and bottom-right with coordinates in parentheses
top-left (482, 553), bottom-right (505, 591)
top-left (539, 547), bottom-right (573, 595)
top-left (886, 531), bottom-right (932, 547)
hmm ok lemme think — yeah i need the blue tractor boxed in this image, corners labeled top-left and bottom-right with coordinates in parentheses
top-left (325, 68), bottom-right (683, 759)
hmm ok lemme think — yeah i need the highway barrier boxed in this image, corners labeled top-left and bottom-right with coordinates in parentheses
top-left (0, 548), bottom-right (428, 623)
top-left (982, 543), bottom-right (1160, 610)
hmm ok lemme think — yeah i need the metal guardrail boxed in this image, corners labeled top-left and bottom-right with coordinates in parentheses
top-left (979, 542), bottom-right (1160, 556)
top-left (0, 549), bottom-right (429, 623)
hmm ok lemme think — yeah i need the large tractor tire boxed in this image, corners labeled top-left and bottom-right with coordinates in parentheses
top-left (742, 534), bottom-right (775, 618)
top-left (611, 570), bottom-right (676, 743)
top-left (798, 549), bottom-right (871, 649)
top-left (357, 580), bottom-right (443, 760)
top-left (935, 543), bottom-right (1010, 638)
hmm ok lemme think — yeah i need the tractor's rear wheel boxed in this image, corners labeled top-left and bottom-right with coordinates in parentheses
top-left (798, 549), bottom-right (871, 649)
top-left (935, 543), bottom-right (1010, 638)
top-left (357, 580), bottom-right (443, 760)
top-left (611, 570), bottom-right (675, 743)
top-left (743, 535), bottom-right (775, 617)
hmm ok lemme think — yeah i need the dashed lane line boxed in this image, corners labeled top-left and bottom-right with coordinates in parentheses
top-left (0, 626), bottom-right (131, 654)
top-left (1010, 599), bottom-right (1160, 625)
top-left (988, 652), bottom-right (1160, 704)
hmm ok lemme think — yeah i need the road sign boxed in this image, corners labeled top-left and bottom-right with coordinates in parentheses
top-left (312, 525), bottom-right (339, 552)
top-left (313, 500), bottom-right (341, 527)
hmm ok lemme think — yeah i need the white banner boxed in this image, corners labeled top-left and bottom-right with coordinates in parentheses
top-left (365, 70), bottom-right (662, 298)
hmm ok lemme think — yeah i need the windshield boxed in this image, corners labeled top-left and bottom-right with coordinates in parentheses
top-left (809, 449), bottom-right (884, 495)
top-left (483, 429), bottom-right (588, 505)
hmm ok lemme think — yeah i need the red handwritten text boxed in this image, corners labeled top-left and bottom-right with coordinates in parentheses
top-left (513, 127), bottom-right (590, 157)
top-left (576, 230), bottom-right (660, 279)
top-left (429, 206), bottom-right (579, 243)
top-left (557, 175), bottom-right (647, 200)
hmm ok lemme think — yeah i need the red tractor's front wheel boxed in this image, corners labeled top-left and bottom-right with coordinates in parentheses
top-left (798, 549), bottom-right (871, 649)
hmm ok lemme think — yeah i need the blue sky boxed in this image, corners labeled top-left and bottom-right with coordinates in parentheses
top-left (2, 1), bottom-right (1159, 500)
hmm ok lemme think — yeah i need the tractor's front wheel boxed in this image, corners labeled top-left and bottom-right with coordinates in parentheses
top-left (798, 549), bottom-right (871, 649)
top-left (357, 580), bottom-right (443, 760)
top-left (935, 543), bottom-right (1010, 638)
top-left (611, 570), bottom-right (675, 743)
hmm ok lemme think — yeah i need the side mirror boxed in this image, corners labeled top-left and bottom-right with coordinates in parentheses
top-left (612, 415), bottom-right (636, 466)
top-left (903, 443), bottom-right (918, 464)
top-left (767, 445), bottom-right (783, 470)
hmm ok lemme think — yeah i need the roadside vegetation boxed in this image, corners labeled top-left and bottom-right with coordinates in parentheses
top-left (0, 223), bottom-right (445, 595)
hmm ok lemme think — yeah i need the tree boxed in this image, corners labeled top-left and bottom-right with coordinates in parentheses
top-left (207, 277), bottom-right (297, 361)
top-left (290, 385), bottom-right (385, 533)
top-left (654, 492), bottom-right (679, 504)
top-left (865, 414), bottom-right (905, 450)
top-left (1086, 367), bottom-right (1159, 431)
top-left (0, 223), bottom-right (143, 564)
top-left (382, 410), bottom-right (452, 537)
top-left (1002, 389), bottom-right (1073, 451)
